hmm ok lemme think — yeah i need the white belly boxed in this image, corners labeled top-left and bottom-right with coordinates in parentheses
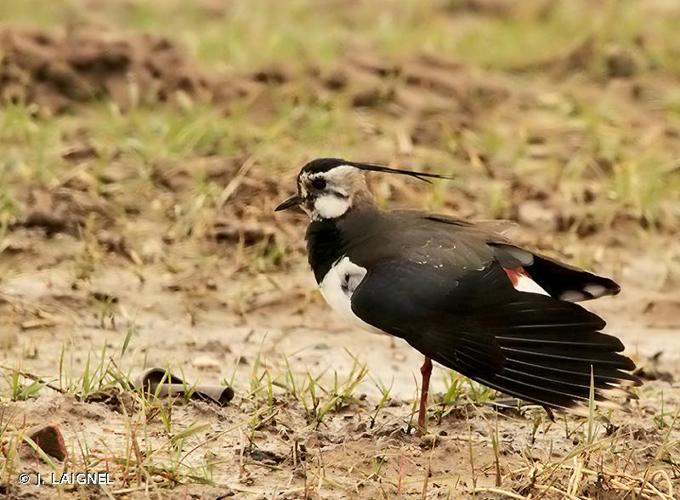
top-left (319, 257), bottom-right (383, 334)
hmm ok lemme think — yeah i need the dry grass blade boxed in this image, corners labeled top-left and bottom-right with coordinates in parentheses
top-left (216, 156), bottom-right (258, 210)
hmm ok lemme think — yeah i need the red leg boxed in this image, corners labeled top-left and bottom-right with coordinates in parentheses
top-left (417, 356), bottom-right (432, 434)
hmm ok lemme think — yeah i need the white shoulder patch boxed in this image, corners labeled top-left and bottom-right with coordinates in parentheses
top-left (319, 257), bottom-right (382, 334)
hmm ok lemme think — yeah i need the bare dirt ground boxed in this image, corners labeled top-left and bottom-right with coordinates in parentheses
top-left (1, 237), bottom-right (679, 499)
top-left (1, 1), bottom-right (679, 498)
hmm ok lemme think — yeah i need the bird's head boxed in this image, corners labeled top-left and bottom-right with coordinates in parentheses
top-left (275, 158), bottom-right (452, 220)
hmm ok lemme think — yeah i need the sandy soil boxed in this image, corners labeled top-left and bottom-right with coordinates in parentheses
top-left (1, 229), bottom-right (679, 498)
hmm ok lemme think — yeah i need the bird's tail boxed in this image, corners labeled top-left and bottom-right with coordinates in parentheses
top-left (415, 297), bottom-right (640, 413)
top-left (492, 243), bottom-right (621, 302)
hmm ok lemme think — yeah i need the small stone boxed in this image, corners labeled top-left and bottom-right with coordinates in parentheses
top-left (27, 423), bottom-right (67, 461)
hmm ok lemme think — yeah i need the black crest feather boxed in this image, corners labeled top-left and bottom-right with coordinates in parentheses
top-left (301, 158), bottom-right (453, 183)
top-left (347, 161), bottom-right (453, 183)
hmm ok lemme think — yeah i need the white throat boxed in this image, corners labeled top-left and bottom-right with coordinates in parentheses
top-left (312, 194), bottom-right (349, 220)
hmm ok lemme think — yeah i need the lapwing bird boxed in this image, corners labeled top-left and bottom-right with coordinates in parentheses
top-left (276, 158), bottom-right (639, 432)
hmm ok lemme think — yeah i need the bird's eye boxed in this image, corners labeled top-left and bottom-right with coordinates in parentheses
top-left (311, 178), bottom-right (327, 190)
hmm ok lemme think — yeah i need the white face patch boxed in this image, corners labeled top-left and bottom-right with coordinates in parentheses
top-left (319, 257), bottom-right (383, 334)
top-left (313, 194), bottom-right (349, 220)
top-left (298, 165), bottom-right (359, 220)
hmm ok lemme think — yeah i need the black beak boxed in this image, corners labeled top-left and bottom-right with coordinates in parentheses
top-left (275, 194), bottom-right (302, 212)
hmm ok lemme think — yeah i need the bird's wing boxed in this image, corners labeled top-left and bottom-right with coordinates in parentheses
top-left (421, 213), bottom-right (519, 237)
top-left (405, 211), bottom-right (621, 302)
top-left (349, 254), bottom-right (639, 412)
top-left (391, 210), bottom-right (518, 238)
